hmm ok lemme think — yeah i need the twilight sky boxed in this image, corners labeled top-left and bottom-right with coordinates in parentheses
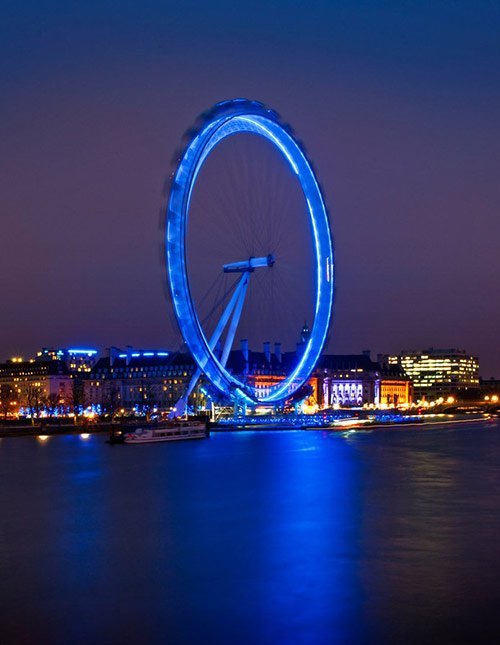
top-left (1, 1), bottom-right (499, 376)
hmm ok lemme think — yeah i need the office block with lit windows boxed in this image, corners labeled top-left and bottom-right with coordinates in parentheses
top-left (386, 348), bottom-right (479, 400)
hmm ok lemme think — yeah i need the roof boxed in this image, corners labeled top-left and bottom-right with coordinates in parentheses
top-left (90, 352), bottom-right (196, 376)
top-left (317, 354), bottom-right (380, 372)
top-left (226, 349), bottom-right (296, 374)
top-left (0, 360), bottom-right (69, 377)
top-left (397, 348), bottom-right (475, 358)
top-left (82, 349), bottom-right (410, 381)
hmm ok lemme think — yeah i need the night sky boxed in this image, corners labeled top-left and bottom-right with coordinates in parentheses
top-left (1, 1), bottom-right (499, 376)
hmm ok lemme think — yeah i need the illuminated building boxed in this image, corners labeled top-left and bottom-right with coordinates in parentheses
top-left (378, 378), bottom-right (412, 407)
top-left (0, 347), bottom-right (97, 417)
top-left (0, 339), bottom-right (416, 417)
top-left (314, 350), bottom-right (412, 408)
top-left (36, 347), bottom-right (97, 373)
top-left (226, 336), bottom-right (412, 409)
top-left (0, 358), bottom-right (71, 417)
top-left (85, 349), bottom-right (201, 413)
top-left (316, 353), bottom-right (381, 407)
top-left (226, 339), bottom-right (319, 407)
top-left (226, 344), bottom-right (410, 409)
top-left (387, 348), bottom-right (479, 400)
top-left (226, 341), bottom-right (287, 399)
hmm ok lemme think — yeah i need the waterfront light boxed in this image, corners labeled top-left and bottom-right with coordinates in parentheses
top-left (80, 433), bottom-right (90, 440)
top-left (37, 435), bottom-right (49, 442)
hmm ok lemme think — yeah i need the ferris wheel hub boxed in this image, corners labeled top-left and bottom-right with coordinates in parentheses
top-left (223, 254), bottom-right (275, 273)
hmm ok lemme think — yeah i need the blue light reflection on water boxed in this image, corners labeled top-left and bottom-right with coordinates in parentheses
top-left (1, 423), bottom-right (500, 644)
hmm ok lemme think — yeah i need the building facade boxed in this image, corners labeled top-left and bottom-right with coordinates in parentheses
top-left (227, 344), bottom-right (411, 408)
top-left (316, 353), bottom-right (380, 407)
top-left (0, 358), bottom-right (71, 417)
top-left (36, 347), bottom-right (97, 374)
top-left (379, 378), bottom-right (412, 407)
top-left (0, 340), bottom-right (416, 417)
top-left (387, 348), bottom-right (479, 400)
top-left (84, 350), bottom-right (201, 413)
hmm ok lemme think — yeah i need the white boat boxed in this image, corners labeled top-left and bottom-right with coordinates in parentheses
top-left (124, 419), bottom-right (209, 444)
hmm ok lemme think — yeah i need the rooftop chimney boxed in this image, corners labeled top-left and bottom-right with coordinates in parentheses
top-left (263, 341), bottom-right (271, 363)
top-left (108, 346), bottom-right (120, 367)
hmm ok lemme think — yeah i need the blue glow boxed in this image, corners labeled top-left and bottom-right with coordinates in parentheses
top-left (118, 354), bottom-right (127, 358)
top-left (157, 352), bottom-right (169, 356)
top-left (166, 99), bottom-right (334, 405)
top-left (237, 117), bottom-right (299, 175)
top-left (143, 352), bottom-right (155, 356)
top-left (67, 348), bottom-right (98, 355)
top-left (131, 353), bottom-right (140, 357)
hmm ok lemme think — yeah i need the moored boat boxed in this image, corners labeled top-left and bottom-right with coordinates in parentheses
top-left (123, 418), bottom-right (209, 444)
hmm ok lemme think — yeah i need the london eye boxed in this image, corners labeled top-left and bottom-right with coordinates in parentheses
top-left (165, 99), bottom-right (334, 409)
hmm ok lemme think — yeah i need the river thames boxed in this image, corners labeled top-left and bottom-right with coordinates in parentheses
top-left (2, 420), bottom-right (500, 644)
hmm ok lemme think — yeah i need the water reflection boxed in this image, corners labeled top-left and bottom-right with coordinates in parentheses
top-left (0, 422), bottom-right (499, 643)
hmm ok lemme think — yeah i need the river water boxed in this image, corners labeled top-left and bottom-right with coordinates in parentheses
top-left (1, 420), bottom-right (500, 644)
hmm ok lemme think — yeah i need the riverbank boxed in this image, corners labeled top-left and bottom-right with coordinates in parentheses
top-left (0, 412), bottom-right (494, 438)
top-left (0, 423), bottom-right (112, 438)
top-left (212, 412), bottom-right (493, 432)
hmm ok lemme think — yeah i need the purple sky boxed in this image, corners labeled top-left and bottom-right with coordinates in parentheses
top-left (1, 2), bottom-right (499, 376)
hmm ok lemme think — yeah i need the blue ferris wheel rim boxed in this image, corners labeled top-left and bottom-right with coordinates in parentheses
top-left (166, 99), bottom-right (334, 404)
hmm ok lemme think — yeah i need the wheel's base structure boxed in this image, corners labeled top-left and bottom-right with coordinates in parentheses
top-left (166, 99), bottom-right (334, 406)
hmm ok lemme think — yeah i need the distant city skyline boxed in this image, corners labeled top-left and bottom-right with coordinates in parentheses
top-left (1, 2), bottom-right (499, 376)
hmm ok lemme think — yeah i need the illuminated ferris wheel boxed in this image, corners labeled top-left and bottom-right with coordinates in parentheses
top-left (165, 99), bottom-right (334, 409)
